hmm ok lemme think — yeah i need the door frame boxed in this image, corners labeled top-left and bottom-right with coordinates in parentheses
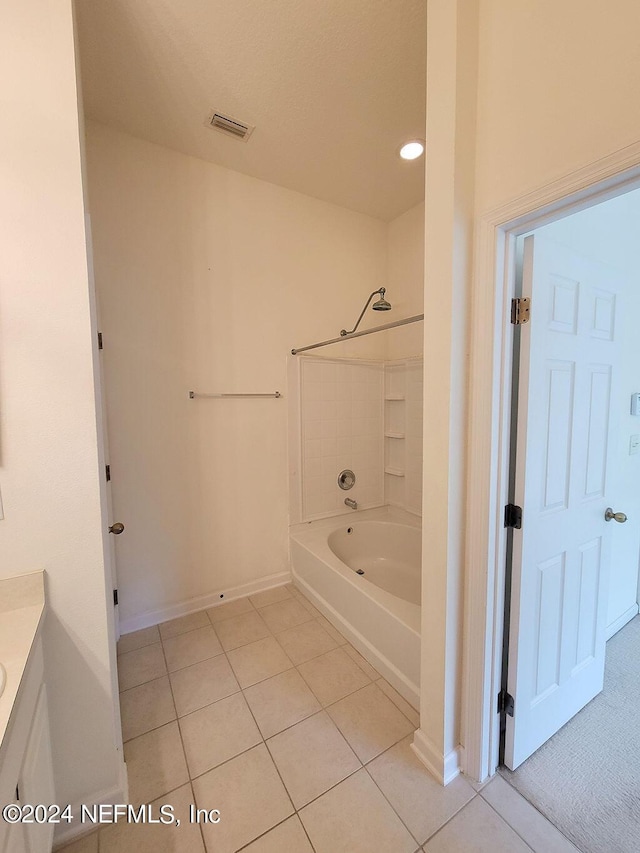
top-left (462, 141), bottom-right (640, 783)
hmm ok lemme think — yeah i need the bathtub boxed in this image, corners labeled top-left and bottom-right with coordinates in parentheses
top-left (290, 506), bottom-right (421, 710)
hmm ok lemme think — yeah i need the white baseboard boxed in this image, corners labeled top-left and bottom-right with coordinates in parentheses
top-left (52, 765), bottom-right (128, 849)
top-left (606, 603), bottom-right (639, 640)
top-left (411, 729), bottom-right (461, 786)
top-left (119, 571), bottom-right (291, 635)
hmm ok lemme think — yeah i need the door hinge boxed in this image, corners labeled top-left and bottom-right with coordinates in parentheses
top-left (497, 689), bottom-right (515, 717)
top-left (511, 297), bottom-right (531, 325)
top-left (504, 503), bottom-right (522, 529)
top-left (105, 464), bottom-right (111, 482)
top-left (98, 331), bottom-right (103, 350)
top-left (113, 589), bottom-right (118, 606)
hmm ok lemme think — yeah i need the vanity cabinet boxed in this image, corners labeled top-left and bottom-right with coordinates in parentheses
top-left (1, 637), bottom-right (55, 853)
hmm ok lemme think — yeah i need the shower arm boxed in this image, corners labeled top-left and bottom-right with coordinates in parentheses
top-left (340, 289), bottom-right (386, 337)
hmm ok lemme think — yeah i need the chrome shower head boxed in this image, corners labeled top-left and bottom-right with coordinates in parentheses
top-left (340, 288), bottom-right (392, 336)
top-left (372, 289), bottom-right (391, 311)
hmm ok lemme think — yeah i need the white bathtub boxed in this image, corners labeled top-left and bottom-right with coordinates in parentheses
top-left (290, 506), bottom-right (421, 709)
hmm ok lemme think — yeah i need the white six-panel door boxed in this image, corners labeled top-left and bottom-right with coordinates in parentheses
top-left (505, 234), bottom-right (623, 769)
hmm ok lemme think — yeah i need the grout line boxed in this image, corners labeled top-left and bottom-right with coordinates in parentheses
top-left (188, 778), bottom-right (208, 853)
top-left (158, 631), bottom-right (193, 803)
top-left (361, 762), bottom-right (423, 848)
top-left (418, 794), bottom-right (480, 847)
top-left (159, 617), bottom-right (214, 643)
top-left (117, 593), bottom-right (442, 852)
top-left (489, 773), bottom-right (582, 851)
top-left (480, 796), bottom-right (538, 852)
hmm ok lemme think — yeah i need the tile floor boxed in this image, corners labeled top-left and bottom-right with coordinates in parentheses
top-left (58, 584), bottom-right (581, 853)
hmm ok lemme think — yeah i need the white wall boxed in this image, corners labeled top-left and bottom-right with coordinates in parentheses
top-left (0, 0), bottom-right (123, 822)
top-left (386, 202), bottom-right (425, 360)
top-left (424, 0), bottom-right (640, 781)
top-left (536, 192), bottom-right (640, 632)
top-left (85, 121), bottom-right (392, 630)
top-left (411, 0), bottom-right (478, 785)
top-left (475, 0), bottom-right (640, 213)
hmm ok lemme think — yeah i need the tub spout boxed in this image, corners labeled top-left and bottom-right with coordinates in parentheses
top-left (344, 498), bottom-right (358, 510)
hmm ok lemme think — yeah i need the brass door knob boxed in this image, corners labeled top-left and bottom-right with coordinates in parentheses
top-left (109, 522), bottom-right (125, 535)
top-left (604, 508), bottom-right (627, 523)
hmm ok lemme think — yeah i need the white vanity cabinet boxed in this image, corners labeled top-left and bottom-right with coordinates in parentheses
top-left (0, 573), bottom-right (54, 853)
top-left (1, 641), bottom-right (55, 853)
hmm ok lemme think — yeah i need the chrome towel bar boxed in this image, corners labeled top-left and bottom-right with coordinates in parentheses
top-left (189, 391), bottom-right (282, 399)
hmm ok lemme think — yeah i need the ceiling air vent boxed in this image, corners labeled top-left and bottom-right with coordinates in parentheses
top-left (206, 111), bottom-right (255, 142)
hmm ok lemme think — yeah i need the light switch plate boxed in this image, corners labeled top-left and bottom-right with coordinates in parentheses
top-left (630, 434), bottom-right (640, 455)
top-left (631, 393), bottom-right (640, 416)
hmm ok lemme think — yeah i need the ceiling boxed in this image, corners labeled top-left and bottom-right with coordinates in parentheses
top-left (75, 0), bottom-right (426, 222)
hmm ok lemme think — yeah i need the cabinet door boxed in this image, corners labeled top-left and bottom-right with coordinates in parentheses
top-left (20, 686), bottom-right (55, 853)
top-left (2, 822), bottom-right (30, 853)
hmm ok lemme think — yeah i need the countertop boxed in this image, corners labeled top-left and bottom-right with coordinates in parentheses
top-left (0, 571), bottom-right (46, 754)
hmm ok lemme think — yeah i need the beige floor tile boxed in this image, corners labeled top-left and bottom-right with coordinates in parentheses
top-left (159, 609), bottom-right (210, 640)
top-left (117, 625), bottom-right (160, 656)
top-left (267, 711), bottom-right (360, 808)
top-left (466, 776), bottom-right (492, 793)
top-left (298, 647), bottom-right (371, 706)
top-left (99, 783), bottom-right (204, 853)
top-left (344, 644), bottom-right (380, 680)
top-left (170, 655), bottom-right (239, 718)
top-left (120, 676), bottom-right (176, 741)
top-left (239, 815), bottom-right (313, 853)
top-left (376, 678), bottom-right (420, 727)
top-left (56, 832), bottom-right (99, 853)
top-left (124, 721), bottom-right (189, 806)
top-left (179, 692), bottom-right (261, 778)
top-left (249, 586), bottom-right (292, 609)
top-left (367, 737), bottom-right (475, 844)
top-left (299, 768), bottom-right (417, 853)
top-left (243, 668), bottom-right (321, 738)
top-left (118, 643), bottom-right (167, 692)
top-left (227, 636), bottom-right (293, 688)
top-left (275, 620), bottom-right (338, 665)
top-left (163, 626), bottom-right (223, 672)
top-left (480, 776), bottom-right (580, 853)
top-left (291, 590), bottom-right (323, 619)
top-left (213, 610), bottom-right (271, 651)
top-left (192, 744), bottom-right (294, 853)
top-left (259, 599), bottom-right (314, 633)
top-left (315, 615), bottom-right (347, 645)
top-left (207, 596), bottom-right (255, 623)
top-left (423, 796), bottom-right (532, 852)
top-left (327, 682), bottom-right (414, 763)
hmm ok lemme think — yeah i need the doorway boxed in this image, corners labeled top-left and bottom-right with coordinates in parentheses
top-left (495, 189), bottom-right (640, 851)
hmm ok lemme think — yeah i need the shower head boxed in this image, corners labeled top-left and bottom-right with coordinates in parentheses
top-left (372, 289), bottom-right (391, 311)
top-left (340, 288), bottom-right (392, 336)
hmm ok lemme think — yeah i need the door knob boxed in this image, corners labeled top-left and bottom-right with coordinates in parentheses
top-left (604, 508), bottom-right (627, 523)
top-left (109, 522), bottom-right (125, 535)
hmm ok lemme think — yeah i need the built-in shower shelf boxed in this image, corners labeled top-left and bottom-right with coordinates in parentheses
top-left (384, 467), bottom-right (405, 477)
top-left (384, 395), bottom-right (405, 401)
top-left (384, 432), bottom-right (405, 439)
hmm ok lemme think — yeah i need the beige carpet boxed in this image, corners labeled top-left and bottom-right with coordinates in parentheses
top-left (501, 615), bottom-right (640, 853)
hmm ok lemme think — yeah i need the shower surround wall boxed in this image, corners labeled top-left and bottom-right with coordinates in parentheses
top-left (295, 356), bottom-right (423, 523)
top-left (300, 358), bottom-right (384, 520)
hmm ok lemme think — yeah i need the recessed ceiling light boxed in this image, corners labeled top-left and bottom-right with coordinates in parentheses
top-left (399, 140), bottom-right (425, 161)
